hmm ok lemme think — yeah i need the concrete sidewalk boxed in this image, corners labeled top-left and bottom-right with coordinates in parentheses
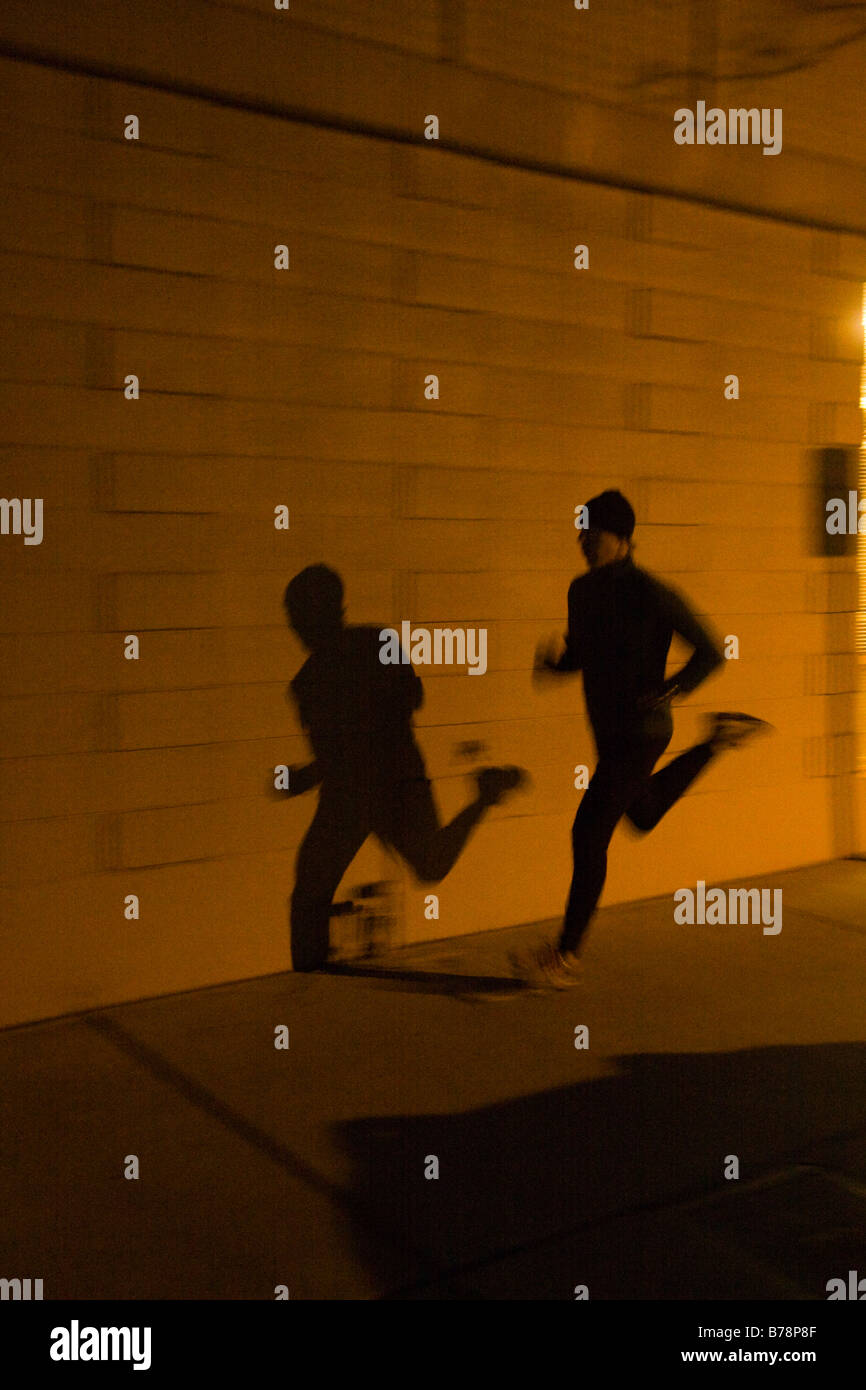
top-left (2, 860), bottom-right (865, 1300)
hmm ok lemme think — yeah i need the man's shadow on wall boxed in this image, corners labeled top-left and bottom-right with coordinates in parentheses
top-left (275, 565), bottom-right (528, 980)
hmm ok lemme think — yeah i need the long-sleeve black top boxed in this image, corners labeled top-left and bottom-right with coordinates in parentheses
top-left (556, 556), bottom-right (725, 750)
top-left (291, 625), bottom-right (426, 788)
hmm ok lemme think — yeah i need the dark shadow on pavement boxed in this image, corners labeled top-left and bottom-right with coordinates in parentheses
top-left (331, 1041), bottom-right (866, 1299)
top-left (320, 960), bottom-right (525, 998)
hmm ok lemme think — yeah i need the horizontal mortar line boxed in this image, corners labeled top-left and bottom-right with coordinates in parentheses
top-left (0, 731), bottom-right (558, 758)
top-left (1, 41), bottom-right (866, 241)
top-left (0, 420), bottom-right (701, 444)
top-left (2, 195), bottom-right (797, 263)
top-left (0, 798), bottom-right (219, 821)
top-left (0, 682), bottom-right (296, 696)
top-left (2, 228), bottom-right (856, 314)
top-left (0, 787), bottom-right (811, 838)
top-left (0, 567), bottom-right (839, 583)
top-left (0, 790), bottom-right (696, 832)
top-left (394, 515), bottom-right (802, 524)
top-left (1, 257), bottom-right (845, 329)
top-left (0, 677), bottom-right (845, 696)
top-left (83, 392), bottom-right (232, 403)
top-left (0, 376), bottom-right (851, 402)
top-left (58, 849), bottom-right (294, 872)
top-left (0, 720), bottom-right (584, 760)
top-left (0, 512), bottom-right (808, 528)
top-left (2, 401), bottom-right (807, 428)
top-left (0, 739), bottom-right (297, 757)
top-left (0, 124), bottom-right (231, 161)
top-left (0, 505), bottom-right (817, 522)
top-left (0, 626), bottom-right (300, 635)
top-left (3, 170), bottom-right (839, 276)
top-left (6, 357), bottom-right (844, 399)
top-left (0, 680), bottom-right (830, 704)
top-left (4, 248), bottom-right (215, 282)
top-left (46, 391), bottom-right (863, 416)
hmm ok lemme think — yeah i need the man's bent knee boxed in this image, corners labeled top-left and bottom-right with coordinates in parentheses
top-left (411, 860), bottom-right (447, 886)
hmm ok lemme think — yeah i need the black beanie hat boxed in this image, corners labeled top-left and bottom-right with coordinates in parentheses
top-left (584, 489), bottom-right (636, 539)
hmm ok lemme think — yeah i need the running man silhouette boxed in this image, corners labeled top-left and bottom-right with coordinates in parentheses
top-left (513, 489), bottom-right (772, 989)
top-left (279, 565), bottom-right (528, 971)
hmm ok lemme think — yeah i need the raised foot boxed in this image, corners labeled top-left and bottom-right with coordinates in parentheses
top-left (709, 712), bottom-right (775, 751)
top-left (475, 764), bottom-right (531, 806)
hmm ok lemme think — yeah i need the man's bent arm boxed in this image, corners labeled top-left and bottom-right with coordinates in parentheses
top-left (553, 579), bottom-right (583, 672)
top-left (660, 584), bottom-right (725, 697)
top-left (288, 760), bottom-right (322, 794)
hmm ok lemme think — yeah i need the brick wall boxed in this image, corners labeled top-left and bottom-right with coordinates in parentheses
top-left (1, 2), bottom-right (864, 1025)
